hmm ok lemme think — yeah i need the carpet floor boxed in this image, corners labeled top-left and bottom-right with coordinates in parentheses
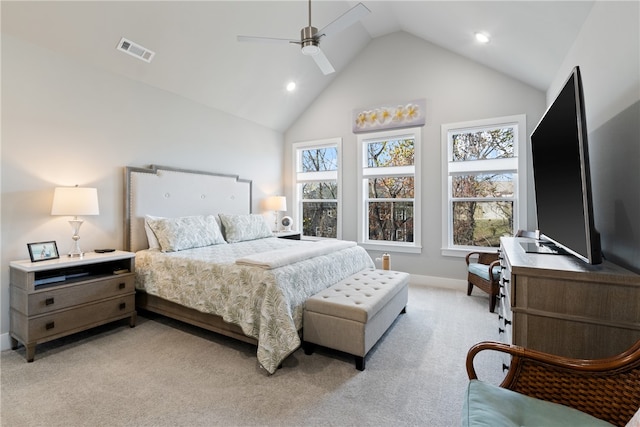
top-left (1, 284), bottom-right (504, 426)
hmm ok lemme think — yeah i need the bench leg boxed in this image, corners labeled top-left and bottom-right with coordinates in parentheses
top-left (355, 356), bottom-right (365, 371)
top-left (302, 341), bottom-right (315, 355)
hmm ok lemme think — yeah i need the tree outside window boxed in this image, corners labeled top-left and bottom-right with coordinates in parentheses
top-left (442, 115), bottom-right (526, 253)
top-left (358, 128), bottom-right (421, 252)
top-left (366, 138), bottom-right (414, 242)
top-left (293, 140), bottom-right (341, 239)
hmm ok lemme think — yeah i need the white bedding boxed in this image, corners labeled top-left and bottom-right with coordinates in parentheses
top-left (235, 239), bottom-right (356, 269)
top-left (134, 237), bottom-right (374, 373)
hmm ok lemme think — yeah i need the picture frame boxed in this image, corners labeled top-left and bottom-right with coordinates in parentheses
top-left (27, 241), bottom-right (60, 262)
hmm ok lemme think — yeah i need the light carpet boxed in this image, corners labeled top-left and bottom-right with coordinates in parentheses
top-left (1, 285), bottom-right (504, 426)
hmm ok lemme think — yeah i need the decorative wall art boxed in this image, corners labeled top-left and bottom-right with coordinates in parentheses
top-left (352, 99), bottom-right (426, 133)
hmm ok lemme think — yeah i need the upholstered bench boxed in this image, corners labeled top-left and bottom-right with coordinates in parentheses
top-left (302, 269), bottom-right (409, 370)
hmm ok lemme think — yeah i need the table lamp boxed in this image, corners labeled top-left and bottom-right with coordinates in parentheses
top-left (51, 186), bottom-right (100, 257)
top-left (266, 196), bottom-right (287, 231)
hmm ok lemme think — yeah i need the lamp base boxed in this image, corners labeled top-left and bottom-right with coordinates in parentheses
top-left (68, 218), bottom-right (85, 258)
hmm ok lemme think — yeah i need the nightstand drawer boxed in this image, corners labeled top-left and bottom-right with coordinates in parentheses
top-left (25, 274), bottom-right (135, 316)
top-left (27, 294), bottom-right (135, 341)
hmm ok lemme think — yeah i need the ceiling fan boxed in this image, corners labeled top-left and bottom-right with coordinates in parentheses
top-left (237, 1), bottom-right (370, 75)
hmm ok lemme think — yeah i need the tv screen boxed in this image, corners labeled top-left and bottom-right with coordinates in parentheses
top-left (530, 66), bottom-right (602, 264)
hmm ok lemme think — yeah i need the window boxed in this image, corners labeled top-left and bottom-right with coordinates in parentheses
top-left (357, 128), bottom-right (421, 253)
top-left (292, 138), bottom-right (341, 239)
top-left (441, 115), bottom-right (527, 255)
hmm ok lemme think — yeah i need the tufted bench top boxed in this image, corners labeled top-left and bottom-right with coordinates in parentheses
top-left (305, 269), bottom-right (410, 324)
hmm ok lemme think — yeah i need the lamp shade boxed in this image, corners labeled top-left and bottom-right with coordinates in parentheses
top-left (51, 187), bottom-right (100, 216)
top-left (266, 196), bottom-right (287, 212)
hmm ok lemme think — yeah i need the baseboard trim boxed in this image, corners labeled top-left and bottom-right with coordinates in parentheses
top-left (409, 274), bottom-right (467, 292)
top-left (1, 332), bottom-right (12, 352)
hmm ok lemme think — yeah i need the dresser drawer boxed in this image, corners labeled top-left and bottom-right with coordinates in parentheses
top-left (27, 294), bottom-right (135, 341)
top-left (26, 274), bottom-right (134, 315)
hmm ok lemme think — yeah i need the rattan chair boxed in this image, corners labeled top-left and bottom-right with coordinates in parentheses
top-left (465, 251), bottom-right (501, 312)
top-left (466, 340), bottom-right (640, 427)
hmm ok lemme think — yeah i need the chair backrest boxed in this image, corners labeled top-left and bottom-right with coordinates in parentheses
top-left (508, 340), bottom-right (640, 426)
top-left (477, 252), bottom-right (499, 265)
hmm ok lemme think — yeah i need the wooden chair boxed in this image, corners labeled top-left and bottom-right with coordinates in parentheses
top-left (466, 340), bottom-right (640, 426)
top-left (465, 251), bottom-right (501, 312)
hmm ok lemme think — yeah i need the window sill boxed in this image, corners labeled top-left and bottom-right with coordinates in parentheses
top-left (360, 242), bottom-right (422, 254)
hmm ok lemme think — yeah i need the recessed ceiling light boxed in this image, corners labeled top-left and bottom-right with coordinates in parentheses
top-left (286, 81), bottom-right (296, 92)
top-left (475, 32), bottom-right (490, 44)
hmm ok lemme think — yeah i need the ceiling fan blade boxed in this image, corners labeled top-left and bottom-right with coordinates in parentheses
top-left (311, 48), bottom-right (335, 75)
top-left (237, 35), bottom-right (297, 45)
top-left (317, 2), bottom-right (370, 39)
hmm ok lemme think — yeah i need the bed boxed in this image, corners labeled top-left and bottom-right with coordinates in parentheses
top-left (124, 165), bottom-right (374, 374)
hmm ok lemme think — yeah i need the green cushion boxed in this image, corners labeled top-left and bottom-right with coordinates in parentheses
top-left (462, 380), bottom-right (615, 427)
top-left (468, 263), bottom-right (500, 281)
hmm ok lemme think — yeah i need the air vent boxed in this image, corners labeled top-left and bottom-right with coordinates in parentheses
top-left (117, 37), bottom-right (155, 63)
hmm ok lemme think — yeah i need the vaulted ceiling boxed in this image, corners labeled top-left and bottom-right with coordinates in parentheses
top-left (2, 1), bottom-right (595, 132)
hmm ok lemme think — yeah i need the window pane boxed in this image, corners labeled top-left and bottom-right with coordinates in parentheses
top-left (453, 201), bottom-right (513, 247)
top-left (368, 201), bottom-right (414, 242)
top-left (451, 127), bottom-right (514, 162)
top-left (302, 202), bottom-right (337, 238)
top-left (367, 138), bottom-right (414, 168)
top-left (452, 174), bottom-right (513, 198)
top-left (302, 182), bottom-right (337, 200)
top-left (368, 176), bottom-right (415, 199)
top-left (301, 147), bottom-right (337, 172)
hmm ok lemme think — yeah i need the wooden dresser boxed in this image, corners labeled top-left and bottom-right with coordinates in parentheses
top-left (498, 237), bottom-right (640, 363)
top-left (9, 251), bottom-right (136, 362)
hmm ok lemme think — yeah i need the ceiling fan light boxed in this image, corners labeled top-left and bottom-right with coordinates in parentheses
top-left (300, 26), bottom-right (320, 56)
top-left (301, 43), bottom-right (319, 56)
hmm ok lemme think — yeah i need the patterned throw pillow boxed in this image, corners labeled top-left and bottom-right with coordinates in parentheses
top-left (218, 213), bottom-right (273, 243)
top-left (146, 215), bottom-right (226, 252)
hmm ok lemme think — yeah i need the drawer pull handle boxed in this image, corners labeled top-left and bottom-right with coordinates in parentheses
top-left (498, 328), bottom-right (505, 334)
top-left (45, 298), bottom-right (55, 306)
top-left (119, 302), bottom-right (126, 310)
top-left (505, 319), bottom-right (512, 326)
top-left (502, 363), bottom-right (510, 372)
top-left (118, 283), bottom-right (126, 290)
top-left (46, 322), bottom-right (55, 330)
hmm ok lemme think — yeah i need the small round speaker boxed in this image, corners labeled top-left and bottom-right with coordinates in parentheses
top-left (281, 216), bottom-right (293, 231)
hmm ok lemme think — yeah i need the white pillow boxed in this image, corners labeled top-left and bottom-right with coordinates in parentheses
top-left (218, 213), bottom-right (273, 243)
top-left (146, 215), bottom-right (226, 252)
top-left (144, 215), bottom-right (162, 250)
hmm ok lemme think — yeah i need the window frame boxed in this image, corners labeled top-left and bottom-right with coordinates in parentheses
top-left (441, 114), bottom-right (527, 256)
top-left (357, 127), bottom-right (422, 254)
top-left (292, 137), bottom-right (342, 240)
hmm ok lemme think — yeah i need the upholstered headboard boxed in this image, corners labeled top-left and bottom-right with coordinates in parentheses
top-left (124, 165), bottom-right (252, 252)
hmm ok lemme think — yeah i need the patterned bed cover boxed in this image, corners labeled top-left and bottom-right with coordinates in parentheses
top-left (135, 237), bottom-right (374, 373)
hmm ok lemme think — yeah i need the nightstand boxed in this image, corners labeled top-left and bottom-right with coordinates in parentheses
top-left (274, 231), bottom-right (301, 240)
top-left (9, 251), bottom-right (136, 362)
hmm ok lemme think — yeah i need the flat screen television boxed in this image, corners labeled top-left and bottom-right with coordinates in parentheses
top-left (529, 66), bottom-right (602, 264)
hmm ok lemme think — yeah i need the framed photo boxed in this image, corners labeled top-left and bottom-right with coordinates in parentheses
top-left (27, 241), bottom-right (60, 262)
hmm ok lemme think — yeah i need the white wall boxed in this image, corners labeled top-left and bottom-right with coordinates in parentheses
top-left (548, 1), bottom-right (640, 272)
top-left (0, 35), bottom-right (284, 341)
top-left (285, 31), bottom-right (546, 282)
